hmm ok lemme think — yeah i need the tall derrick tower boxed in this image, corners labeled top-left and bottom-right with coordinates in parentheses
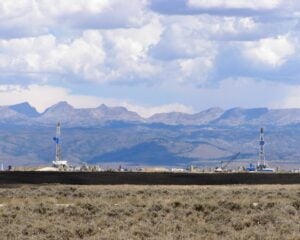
top-left (52, 122), bottom-right (68, 169)
top-left (256, 127), bottom-right (275, 172)
top-left (54, 122), bottom-right (61, 162)
top-left (258, 127), bottom-right (266, 168)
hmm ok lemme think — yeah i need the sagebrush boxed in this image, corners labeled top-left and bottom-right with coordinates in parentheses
top-left (0, 185), bottom-right (299, 240)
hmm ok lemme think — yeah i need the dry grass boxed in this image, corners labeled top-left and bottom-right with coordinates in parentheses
top-left (0, 184), bottom-right (299, 240)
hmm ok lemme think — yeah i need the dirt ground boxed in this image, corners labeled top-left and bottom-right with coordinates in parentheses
top-left (0, 184), bottom-right (299, 240)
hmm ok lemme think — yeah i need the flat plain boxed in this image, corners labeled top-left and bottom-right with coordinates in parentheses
top-left (0, 184), bottom-right (299, 240)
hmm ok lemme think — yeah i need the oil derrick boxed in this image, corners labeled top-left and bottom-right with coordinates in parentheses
top-left (257, 127), bottom-right (266, 169)
top-left (256, 128), bottom-right (274, 172)
top-left (52, 122), bottom-right (68, 169)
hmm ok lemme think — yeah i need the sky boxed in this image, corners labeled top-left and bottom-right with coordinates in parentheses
top-left (1, 0), bottom-right (300, 117)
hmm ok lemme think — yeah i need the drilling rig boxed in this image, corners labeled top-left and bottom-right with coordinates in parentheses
top-left (52, 122), bottom-right (68, 170)
top-left (256, 128), bottom-right (274, 172)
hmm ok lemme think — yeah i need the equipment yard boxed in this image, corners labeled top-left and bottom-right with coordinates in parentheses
top-left (0, 184), bottom-right (299, 240)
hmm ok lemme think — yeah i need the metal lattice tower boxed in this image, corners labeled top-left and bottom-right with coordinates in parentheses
top-left (52, 122), bottom-right (68, 169)
top-left (258, 128), bottom-right (266, 167)
top-left (54, 122), bottom-right (61, 162)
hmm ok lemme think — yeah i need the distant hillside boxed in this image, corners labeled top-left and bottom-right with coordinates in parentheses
top-left (89, 142), bottom-right (191, 166)
top-left (0, 122), bottom-right (299, 169)
top-left (0, 102), bottom-right (300, 169)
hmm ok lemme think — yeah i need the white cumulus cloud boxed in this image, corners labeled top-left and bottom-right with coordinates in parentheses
top-left (0, 33), bottom-right (106, 81)
top-left (0, 0), bottom-right (150, 38)
top-left (0, 18), bottom-right (166, 84)
top-left (39, 0), bottom-right (150, 29)
top-left (0, 0), bottom-right (300, 98)
top-left (242, 35), bottom-right (296, 67)
top-left (101, 18), bottom-right (163, 83)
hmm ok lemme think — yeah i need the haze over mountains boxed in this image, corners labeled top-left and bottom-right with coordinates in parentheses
top-left (1, 102), bottom-right (300, 169)
top-left (3, 101), bottom-right (300, 127)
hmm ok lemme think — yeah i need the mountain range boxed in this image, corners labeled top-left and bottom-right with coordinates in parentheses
top-left (0, 102), bottom-right (300, 169)
top-left (3, 101), bottom-right (300, 127)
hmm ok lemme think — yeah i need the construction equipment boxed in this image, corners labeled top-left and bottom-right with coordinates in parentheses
top-left (246, 163), bottom-right (256, 172)
top-left (215, 152), bottom-right (240, 172)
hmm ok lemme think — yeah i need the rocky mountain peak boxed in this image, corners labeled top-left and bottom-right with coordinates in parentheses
top-left (9, 102), bottom-right (40, 118)
top-left (42, 101), bottom-right (74, 114)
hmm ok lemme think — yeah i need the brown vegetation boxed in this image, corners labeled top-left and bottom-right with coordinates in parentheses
top-left (0, 185), bottom-right (299, 240)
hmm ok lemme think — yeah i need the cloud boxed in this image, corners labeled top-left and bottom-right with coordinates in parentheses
top-left (150, 0), bottom-right (300, 20)
top-left (211, 35), bottom-right (300, 84)
top-left (0, 0), bottom-right (50, 38)
top-left (0, 0), bottom-right (150, 38)
top-left (169, 77), bottom-right (291, 111)
top-left (157, 14), bottom-right (291, 43)
top-left (0, 84), bottom-right (193, 117)
top-left (178, 57), bottom-right (214, 84)
top-left (0, 33), bottom-right (106, 82)
top-left (151, 17), bottom-right (216, 60)
top-left (100, 18), bottom-right (163, 84)
top-left (242, 35), bottom-right (296, 67)
top-left (187, 0), bottom-right (282, 10)
top-left (1, 0), bottom-right (300, 108)
top-left (279, 86), bottom-right (300, 108)
top-left (0, 19), bottom-right (164, 85)
top-left (118, 102), bottom-right (193, 118)
top-left (148, 14), bottom-right (283, 85)
top-left (1, 11), bottom-right (298, 87)
top-left (40, 0), bottom-right (150, 29)
top-left (148, 16), bottom-right (221, 85)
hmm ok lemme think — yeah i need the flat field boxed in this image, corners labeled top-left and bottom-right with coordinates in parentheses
top-left (0, 185), bottom-right (299, 240)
